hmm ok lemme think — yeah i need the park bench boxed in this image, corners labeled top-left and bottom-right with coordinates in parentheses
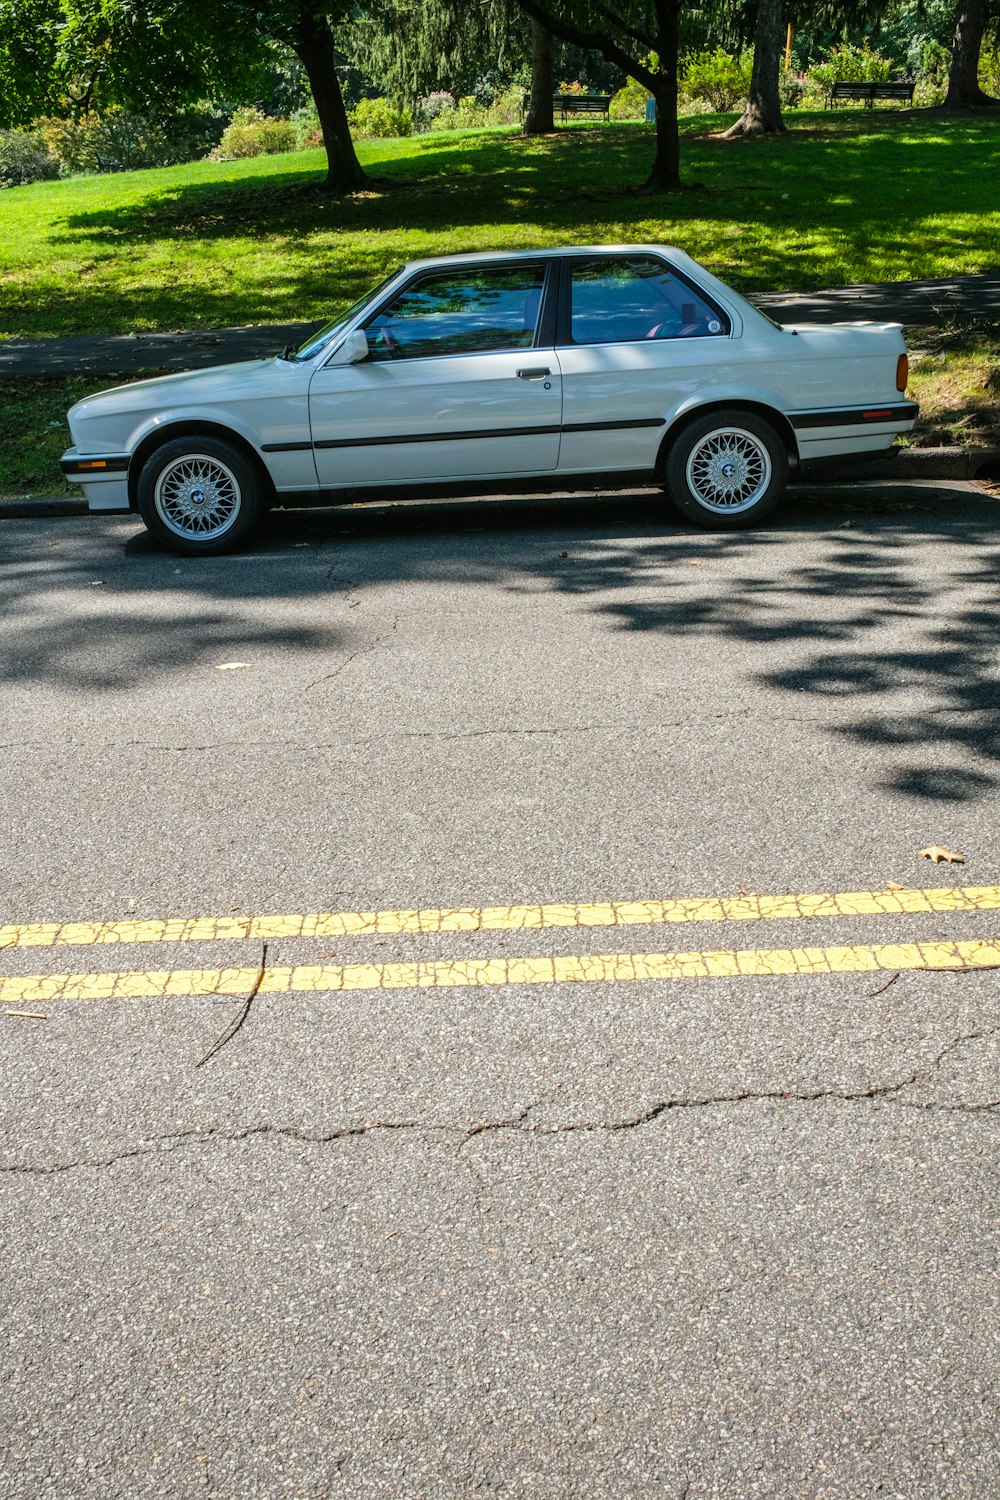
top-left (826, 79), bottom-right (916, 108)
top-left (521, 93), bottom-right (613, 122)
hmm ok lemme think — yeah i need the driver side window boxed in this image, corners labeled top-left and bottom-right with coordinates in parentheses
top-left (569, 256), bottom-right (729, 345)
top-left (364, 264), bottom-right (547, 362)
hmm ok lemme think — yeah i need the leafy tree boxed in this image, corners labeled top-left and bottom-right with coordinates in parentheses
top-left (340, 0), bottom-right (528, 104)
top-left (943, 0), bottom-right (1000, 104)
top-left (0, 0), bottom-right (370, 190)
top-left (523, 20), bottom-right (555, 132)
top-left (510, 0), bottom-right (685, 189)
top-left (721, 0), bottom-right (786, 136)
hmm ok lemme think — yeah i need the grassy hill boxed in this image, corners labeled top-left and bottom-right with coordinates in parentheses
top-left (2, 111), bottom-right (999, 342)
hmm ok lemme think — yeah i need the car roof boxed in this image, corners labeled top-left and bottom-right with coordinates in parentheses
top-left (400, 245), bottom-right (687, 274)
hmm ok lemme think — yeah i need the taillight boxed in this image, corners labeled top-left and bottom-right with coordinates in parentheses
top-left (896, 353), bottom-right (909, 392)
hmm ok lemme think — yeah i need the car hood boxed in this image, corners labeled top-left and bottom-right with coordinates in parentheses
top-left (68, 357), bottom-right (302, 422)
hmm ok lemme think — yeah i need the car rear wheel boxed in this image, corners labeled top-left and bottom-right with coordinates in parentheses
top-left (664, 410), bottom-right (788, 529)
top-left (137, 436), bottom-right (264, 555)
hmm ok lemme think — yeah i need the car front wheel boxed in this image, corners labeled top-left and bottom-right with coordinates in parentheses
top-left (137, 436), bottom-right (264, 555)
top-left (664, 410), bottom-right (788, 529)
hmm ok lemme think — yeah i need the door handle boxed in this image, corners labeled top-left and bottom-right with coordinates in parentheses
top-left (517, 366), bottom-right (551, 379)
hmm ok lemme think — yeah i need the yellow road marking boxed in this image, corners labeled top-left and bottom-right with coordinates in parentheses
top-left (2, 939), bottom-right (999, 1004)
top-left (2, 885), bottom-right (999, 951)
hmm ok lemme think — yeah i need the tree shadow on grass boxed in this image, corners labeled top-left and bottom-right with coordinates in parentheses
top-left (28, 114), bottom-right (1000, 338)
top-left (1, 484), bottom-right (999, 805)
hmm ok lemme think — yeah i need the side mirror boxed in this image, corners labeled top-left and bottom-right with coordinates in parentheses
top-left (332, 328), bottom-right (369, 365)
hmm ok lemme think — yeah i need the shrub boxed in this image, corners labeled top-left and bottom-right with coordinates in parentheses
top-left (414, 91), bottom-right (456, 130)
top-left (421, 87), bottom-right (525, 132)
top-left (980, 46), bottom-right (1000, 96)
top-left (808, 43), bottom-right (894, 88)
top-left (610, 77), bottom-right (652, 119)
top-left (0, 129), bottom-right (60, 187)
top-left (39, 107), bottom-right (225, 173)
top-left (348, 96), bottom-right (413, 139)
top-left (779, 67), bottom-right (806, 109)
top-left (216, 108), bottom-right (297, 159)
top-left (681, 49), bottom-right (753, 112)
top-left (490, 86), bottom-right (526, 125)
top-left (291, 104), bottom-right (323, 149)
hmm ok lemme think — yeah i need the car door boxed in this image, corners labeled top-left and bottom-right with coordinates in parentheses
top-left (554, 253), bottom-right (734, 474)
top-left (308, 260), bottom-right (561, 487)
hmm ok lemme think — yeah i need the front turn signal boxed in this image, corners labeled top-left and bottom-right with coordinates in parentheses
top-left (896, 353), bottom-right (909, 392)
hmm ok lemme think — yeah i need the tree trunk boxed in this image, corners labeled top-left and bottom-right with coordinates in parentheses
top-left (642, 4), bottom-right (681, 190)
top-left (523, 21), bottom-right (555, 134)
top-left (723, 0), bottom-right (786, 138)
top-left (292, 6), bottom-right (369, 192)
top-left (943, 0), bottom-right (1000, 107)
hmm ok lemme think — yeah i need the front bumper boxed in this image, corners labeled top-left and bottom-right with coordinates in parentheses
top-left (60, 449), bottom-right (131, 512)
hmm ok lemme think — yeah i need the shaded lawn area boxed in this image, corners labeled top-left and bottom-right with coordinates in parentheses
top-left (1, 111), bottom-right (999, 342)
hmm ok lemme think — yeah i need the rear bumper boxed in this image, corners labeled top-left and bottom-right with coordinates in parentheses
top-left (790, 401), bottom-right (918, 461)
top-left (60, 449), bottom-right (131, 512)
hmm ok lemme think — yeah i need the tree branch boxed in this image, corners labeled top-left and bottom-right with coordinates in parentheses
top-left (595, 5), bottom-right (657, 52)
top-left (512, 0), bottom-right (660, 91)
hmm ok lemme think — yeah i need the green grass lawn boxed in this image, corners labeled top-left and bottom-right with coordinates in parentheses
top-left (2, 111), bottom-right (998, 500)
top-left (2, 110), bottom-right (999, 342)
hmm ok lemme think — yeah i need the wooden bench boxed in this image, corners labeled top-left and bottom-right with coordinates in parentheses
top-left (826, 79), bottom-right (915, 108)
top-left (521, 93), bottom-right (613, 122)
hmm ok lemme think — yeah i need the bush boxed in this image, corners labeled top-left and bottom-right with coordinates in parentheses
top-left (981, 47), bottom-right (1000, 96)
top-left (808, 43), bottom-right (894, 88)
top-left (0, 129), bottom-right (60, 187)
top-left (291, 104), bottom-right (323, 149)
top-left (681, 49), bottom-right (753, 112)
top-left (610, 77), bottom-right (652, 120)
top-left (39, 107), bottom-right (225, 173)
top-left (779, 67), bottom-right (807, 109)
top-left (348, 96), bottom-right (413, 140)
top-left (414, 91), bottom-right (456, 130)
top-left (216, 108), bottom-right (297, 159)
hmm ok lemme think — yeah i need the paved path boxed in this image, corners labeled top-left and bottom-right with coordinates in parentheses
top-left (3, 273), bottom-right (999, 378)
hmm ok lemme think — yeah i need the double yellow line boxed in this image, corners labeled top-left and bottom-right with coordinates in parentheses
top-left (1, 884), bottom-right (998, 1005)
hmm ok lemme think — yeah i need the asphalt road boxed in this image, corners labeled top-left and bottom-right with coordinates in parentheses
top-left (1, 480), bottom-right (998, 1499)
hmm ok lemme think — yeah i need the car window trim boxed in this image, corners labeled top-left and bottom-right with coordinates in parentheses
top-left (554, 251), bottom-right (733, 348)
top-left (329, 258), bottom-right (558, 368)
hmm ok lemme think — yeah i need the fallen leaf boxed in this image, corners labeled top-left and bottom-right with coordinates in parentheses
top-left (839, 520), bottom-right (855, 528)
top-left (215, 662), bottom-right (249, 671)
top-left (920, 845), bottom-right (965, 864)
top-left (557, 550), bottom-right (568, 558)
top-left (687, 559), bottom-right (705, 567)
top-left (885, 881), bottom-right (906, 891)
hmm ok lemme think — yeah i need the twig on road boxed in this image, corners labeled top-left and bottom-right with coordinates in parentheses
top-left (867, 972), bottom-right (899, 997)
top-left (196, 942), bottom-right (268, 1068)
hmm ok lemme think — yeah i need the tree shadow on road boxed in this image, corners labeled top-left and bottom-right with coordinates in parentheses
top-left (2, 483), bottom-right (998, 805)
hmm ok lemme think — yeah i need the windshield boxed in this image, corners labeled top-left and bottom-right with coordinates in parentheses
top-left (291, 271), bottom-right (401, 361)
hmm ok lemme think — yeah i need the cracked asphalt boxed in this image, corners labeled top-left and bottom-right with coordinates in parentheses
top-left (1, 479), bottom-right (999, 1499)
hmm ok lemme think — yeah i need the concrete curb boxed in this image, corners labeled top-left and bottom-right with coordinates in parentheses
top-left (0, 496), bottom-right (88, 519)
top-left (801, 446), bottom-right (1000, 483)
top-left (1, 448), bottom-right (998, 523)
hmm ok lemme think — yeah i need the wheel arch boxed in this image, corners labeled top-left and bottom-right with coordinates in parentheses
top-left (656, 400), bottom-right (800, 477)
top-left (127, 420), bottom-right (276, 511)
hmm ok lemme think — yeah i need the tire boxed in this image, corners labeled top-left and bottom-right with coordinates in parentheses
top-left (136, 436), bottom-right (265, 556)
top-left (664, 409), bottom-right (788, 530)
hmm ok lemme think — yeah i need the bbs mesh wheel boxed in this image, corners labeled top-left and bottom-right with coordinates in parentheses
top-left (664, 409), bottom-right (788, 530)
top-left (137, 436), bottom-right (264, 555)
